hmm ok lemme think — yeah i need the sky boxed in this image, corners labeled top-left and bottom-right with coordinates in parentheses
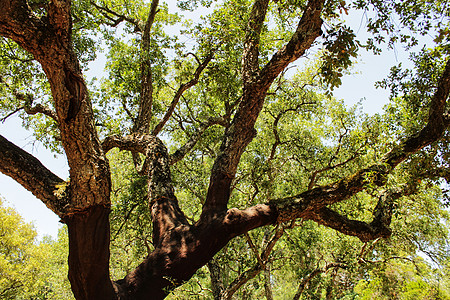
top-left (0, 6), bottom-right (424, 240)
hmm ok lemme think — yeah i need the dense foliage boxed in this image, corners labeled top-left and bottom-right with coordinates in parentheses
top-left (0, 0), bottom-right (449, 299)
top-left (0, 198), bottom-right (72, 299)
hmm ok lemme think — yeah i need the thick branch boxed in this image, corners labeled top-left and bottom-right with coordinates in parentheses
top-left (241, 0), bottom-right (270, 84)
top-left (102, 133), bottom-right (189, 243)
top-left (202, 0), bottom-right (325, 216)
top-left (146, 138), bottom-right (189, 243)
top-left (382, 58), bottom-right (450, 168)
top-left (152, 52), bottom-right (214, 136)
top-left (304, 187), bottom-right (404, 242)
top-left (15, 92), bottom-right (58, 121)
top-left (0, 0), bottom-right (46, 56)
top-left (102, 134), bottom-right (175, 199)
top-left (47, 0), bottom-right (71, 35)
top-left (2, 0), bottom-right (110, 212)
top-left (24, 103), bottom-right (58, 120)
top-left (307, 207), bottom-right (390, 243)
top-left (258, 0), bottom-right (324, 89)
top-left (0, 134), bottom-right (69, 216)
top-left (134, 0), bottom-right (159, 134)
top-left (1, 2), bottom-right (113, 299)
top-left (102, 133), bottom-right (157, 154)
top-left (208, 259), bottom-right (225, 300)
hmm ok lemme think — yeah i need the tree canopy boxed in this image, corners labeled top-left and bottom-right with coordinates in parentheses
top-left (0, 0), bottom-right (449, 299)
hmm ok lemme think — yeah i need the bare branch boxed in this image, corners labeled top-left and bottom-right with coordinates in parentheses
top-left (152, 52), bottom-right (214, 136)
top-left (14, 92), bottom-right (58, 121)
top-left (121, 99), bottom-right (135, 121)
top-left (361, 255), bottom-right (417, 265)
top-left (267, 102), bottom-right (314, 161)
top-left (219, 225), bottom-right (285, 300)
top-left (90, 1), bottom-right (141, 29)
top-left (0, 107), bottom-right (22, 122)
top-left (169, 116), bottom-right (228, 165)
top-left (308, 150), bottom-right (362, 190)
top-left (112, 202), bottom-right (139, 240)
top-left (220, 264), bottom-right (261, 300)
top-left (244, 233), bottom-right (265, 269)
top-left (260, 225), bottom-right (285, 261)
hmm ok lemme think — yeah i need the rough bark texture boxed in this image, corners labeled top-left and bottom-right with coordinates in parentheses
top-left (202, 0), bottom-right (325, 216)
top-left (133, 0), bottom-right (159, 134)
top-left (208, 259), bottom-right (225, 300)
top-left (0, 134), bottom-right (68, 215)
top-left (1, 1), bottom-right (112, 299)
top-left (0, 0), bottom-right (450, 299)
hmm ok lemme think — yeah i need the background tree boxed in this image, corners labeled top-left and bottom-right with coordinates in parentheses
top-left (0, 197), bottom-right (46, 298)
top-left (0, 197), bottom-right (68, 299)
top-left (0, 0), bottom-right (449, 299)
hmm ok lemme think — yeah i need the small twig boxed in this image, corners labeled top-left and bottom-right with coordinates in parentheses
top-left (152, 52), bottom-right (214, 136)
top-left (112, 203), bottom-right (139, 240)
top-left (90, 1), bottom-right (141, 30)
top-left (244, 233), bottom-right (265, 269)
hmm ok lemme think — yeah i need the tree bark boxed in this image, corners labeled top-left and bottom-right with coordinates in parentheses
top-left (63, 207), bottom-right (116, 300)
top-left (208, 259), bottom-right (225, 300)
top-left (201, 0), bottom-right (325, 217)
top-left (0, 135), bottom-right (68, 215)
top-left (0, 1), bottom-right (112, 299)
top-left (1, 0), bottom-right (450, 299)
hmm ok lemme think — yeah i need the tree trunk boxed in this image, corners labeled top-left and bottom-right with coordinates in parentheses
top-left (263, 267), bottom-right (273, 300)
top-left (2, 1), bottom-right (450, 299)
top-left (64, 207), bottom-right (115, 300)
top-left (113, 220), bottom-right (234, 299)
